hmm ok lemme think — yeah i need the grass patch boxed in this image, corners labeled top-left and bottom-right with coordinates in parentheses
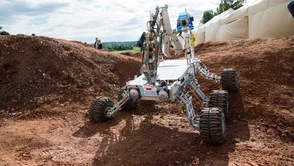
top-left (111, 47), bottom-right (141, 54)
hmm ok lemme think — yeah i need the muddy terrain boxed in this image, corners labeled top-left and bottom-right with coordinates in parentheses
top-left (0, 35), bottom-right (293, 165)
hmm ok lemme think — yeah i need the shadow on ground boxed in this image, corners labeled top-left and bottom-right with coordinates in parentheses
top-left (73, 91), bottom-right (249, 166)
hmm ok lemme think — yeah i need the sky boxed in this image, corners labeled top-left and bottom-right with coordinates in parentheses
top-left (0, 0), bottom-right (253, 43)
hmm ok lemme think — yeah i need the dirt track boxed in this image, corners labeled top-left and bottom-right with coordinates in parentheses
top-left (0, 35), bottom-right (294, 165)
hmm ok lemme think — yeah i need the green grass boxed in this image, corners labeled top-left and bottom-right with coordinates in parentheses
top-left (111, 47), bottom-right (141, 54)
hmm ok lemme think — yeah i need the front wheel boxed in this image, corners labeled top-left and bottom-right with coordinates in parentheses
top-left (88, 96), bottom-right (113, 123)
top-left (200, 107), bottom-right (226, 145)
top-left (221, 68), bottom-right (239, 92)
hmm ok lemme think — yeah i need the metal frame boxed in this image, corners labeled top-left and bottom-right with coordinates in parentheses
top-left (105, 5), bottom-right (222, 131)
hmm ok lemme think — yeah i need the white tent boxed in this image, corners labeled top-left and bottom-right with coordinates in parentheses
top-left (194, 0), bottom-right (294, 44)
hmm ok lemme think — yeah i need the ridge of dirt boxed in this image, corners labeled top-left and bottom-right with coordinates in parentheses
top-left (0, 35), bottom-right (141, 114)
top-left (0, 35), bottom-right (294, 165)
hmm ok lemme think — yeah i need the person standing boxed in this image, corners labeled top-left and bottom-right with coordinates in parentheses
top-left (288, 0), bottom-right (294, 18)
top-left (93, 37), bottom-right (99, 49)
top-left (97, 39), bottom-right (103, 50)
top-left (139, 32), bottom-right (146, 54)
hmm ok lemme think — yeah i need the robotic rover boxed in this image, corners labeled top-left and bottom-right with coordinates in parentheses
top-left (88, 5), bottom-right (239, 144)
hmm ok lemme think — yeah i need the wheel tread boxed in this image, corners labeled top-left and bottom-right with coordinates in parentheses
top-left (200, 107), bottom-right (226, 145)
top-left (221, 68), bottom-right (239, 92)
top-left (208, 90), bottom-right (229, 118)
top-left (88, 96), bottom-right (113, 123)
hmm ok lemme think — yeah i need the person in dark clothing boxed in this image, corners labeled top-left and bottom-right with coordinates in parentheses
top-left (93, 37), bottom-right (99, 49)
top-left (139, 32), bottom-right (146, 54)
top-left (288, 0), bottom-right (294, 18)
top-left (97, 39), bottom-right (103, 49)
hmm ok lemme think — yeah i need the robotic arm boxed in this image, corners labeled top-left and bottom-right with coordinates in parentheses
top-left (141, 5), bottom-right (186, 85)
top-left (157, 5), bottom-right (183, 57)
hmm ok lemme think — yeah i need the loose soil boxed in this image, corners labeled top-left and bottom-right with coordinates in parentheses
top-left (0, 35), bottom-right (293, 166)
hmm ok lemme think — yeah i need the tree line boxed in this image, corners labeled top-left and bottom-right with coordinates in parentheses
top-left (89, 41), bottom-right (138, 51)
top-left (103, 41), bottom-right (137, 51)
top-left (0, 26), bottom-right (10, 35)
top-left (200, 0), bottom-right (246, 24)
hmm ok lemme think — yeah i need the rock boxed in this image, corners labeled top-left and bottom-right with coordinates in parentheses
top-left (266, 128), bottom-right (276, 135)
top-left (234, 138), bottom-right (240, 143)
top-left (157, 148), bottom-right (164, 153)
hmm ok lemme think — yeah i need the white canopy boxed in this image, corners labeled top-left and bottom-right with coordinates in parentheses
top-left (194, 0), bottom-right (294, 44)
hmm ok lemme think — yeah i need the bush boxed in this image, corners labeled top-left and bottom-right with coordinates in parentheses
top-left (0, 26), bottom-right (10, 35)
top-left (0, 31), bottom-right (10, 35)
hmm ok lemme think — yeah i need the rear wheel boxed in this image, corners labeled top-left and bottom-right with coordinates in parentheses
top-left (208, 90), bottom-right (229, 119)
top-left (118, 88), bottom-right (138, 111)
top-left (88, 96), bottom-right (113, 123)
top-left (221, 68), bottom-right (239, 92)
top-left (200, 107), bottom-right (226, 145)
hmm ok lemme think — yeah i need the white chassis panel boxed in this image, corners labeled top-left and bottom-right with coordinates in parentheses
top-left (127, 59), bottom-right (189, 101)
top-left (128, 59), bottom-right (188, 86)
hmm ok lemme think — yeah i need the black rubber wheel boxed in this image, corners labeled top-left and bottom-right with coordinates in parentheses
top-left (208, 90), bottom-right (229, 119)
top-left (200, 107), bottom-right (226, 145)
top-left (88, 96), bottom-right (113, 123)
top-left (221, 68), bottom-right (239, 92)
top-left (118, 88), bottom-right (138, 111)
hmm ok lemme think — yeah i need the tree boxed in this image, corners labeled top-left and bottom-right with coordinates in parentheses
top-left (0, 26), bottom-right (10, 35)
top-left (200, 10), bottom-right (215, 24)
top-left (200, 0), bottom-right (246, 24)
top-left (231, 0), bottom-right (246, 10)
top-left (216, 0), bottom-right (246, 15)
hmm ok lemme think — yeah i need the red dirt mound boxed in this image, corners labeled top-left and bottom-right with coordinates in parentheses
top-left (196, 37), bottom-right (294, 126)
top-left (0, 35), bottom-right (141, 113)
top-left (0, 35), bottom-right (293, 165)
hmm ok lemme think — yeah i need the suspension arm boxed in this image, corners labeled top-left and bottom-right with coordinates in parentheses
top-left (195, 59), bottom-right (221, 83)
top-left (106, 91), bottom-right (130, 117)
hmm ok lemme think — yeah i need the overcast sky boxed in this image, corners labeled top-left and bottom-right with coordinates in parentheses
top-left (0, 0), bottom-right (249, 43)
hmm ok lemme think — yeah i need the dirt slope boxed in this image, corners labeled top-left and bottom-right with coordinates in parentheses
top-left (0, 35), bottom-right (141, 113)
top-left (0, 35), bottom-right (293, 166)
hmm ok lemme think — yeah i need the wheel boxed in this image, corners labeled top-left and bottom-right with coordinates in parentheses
top-left (208, 90), bottom-right (229, 119)
top-left (118, 88), bottom-right (138, 111)
top-left (200, 107), bottom-right (226, 145)
top-left (88, 96), bottom-right (113, 123)
top-left (221, 68), bottom-right (239, 92)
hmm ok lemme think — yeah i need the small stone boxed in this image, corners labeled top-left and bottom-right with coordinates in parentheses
top-left (250, 138), bottom-right (255, 142)
top-left (157, 148), bottom-right (164, 153)
top-left (175, 161), bottom-right (181, 165)
top-left (234, 138), bottom-right (240, 143)
top-left (266, 128), bottom-right (275, 135)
